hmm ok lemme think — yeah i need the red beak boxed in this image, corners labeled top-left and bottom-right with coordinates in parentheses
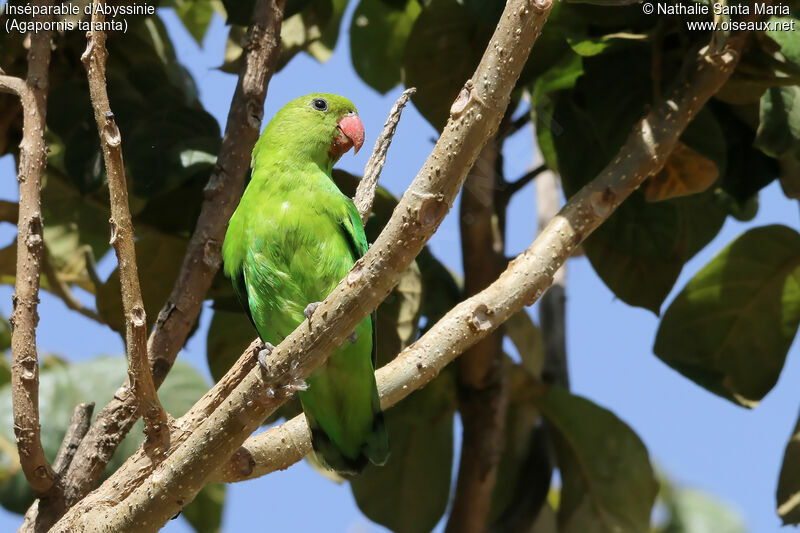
top-left (331, 114), bottom-right (365, 158)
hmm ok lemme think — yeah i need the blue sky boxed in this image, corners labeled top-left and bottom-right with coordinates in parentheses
top-left (2, 3), bottom-right (800, 532)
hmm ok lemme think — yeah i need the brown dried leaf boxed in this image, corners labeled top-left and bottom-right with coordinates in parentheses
top-left (644, 142), bottom-right (718, 202)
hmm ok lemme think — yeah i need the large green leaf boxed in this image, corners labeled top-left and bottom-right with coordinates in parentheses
top-left (403, 0), bottom-right (492, 130)
top-left (778, 410), bottom-right (800, 525)
top-left (96, 230), bottom-right (188, 335)
top-left (166, 0), bottom-right (221, 45)
top-left (490, 363), bottom-right (551, 529)
top-left (659, 486), bottom-right (746, 533)
top-left (756, 86), bottom-right (800, 158)
top-left (0, 354), bottom-right (9, 389)
top-left (767, 17), bottom-right (800, 66)
top-left (351, 371), bottom-right (455, 533)
top-left (654, 225), bottom-right (800, 407)
top-left (350, 0), bottom-right (421, 94)
top-left (553, 48), bottom-right (728, 312)
top-left (0, 357), bottom-right (209, 514)
top-left (535, 387), bottom-right (658, 533)
top-left (713, 101), bottom-right (779, 208)
top-left (182, 482), bottom-right (226, 533)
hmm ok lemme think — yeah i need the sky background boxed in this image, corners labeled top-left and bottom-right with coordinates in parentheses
top-left (1, 3), bottom-right (800, 532)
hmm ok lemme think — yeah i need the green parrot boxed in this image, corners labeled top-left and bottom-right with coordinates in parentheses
top-left (222, 93), bottom-right (389, 475)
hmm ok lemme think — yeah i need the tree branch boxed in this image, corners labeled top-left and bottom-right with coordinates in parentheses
top-left (81, 1), bottom-right (168, 447)
top-left (535, 169), bottom-right (568, 388)
top-left (354, 87), bottom-right (415, 224)
top-left (214, 41), bottom-right (746, 486)
top-left (20, 402), bottom-right (94, 533)
top-left (52, 1), bottom-right (551, 529)
top-left (501, 163), bottom-right (547, 202)
top-left (448, 138), bottom-right (508, 533)
top-left (4, 0), bottom-right (55, 495)
top-left (55, 0), bottom-right (285, 511)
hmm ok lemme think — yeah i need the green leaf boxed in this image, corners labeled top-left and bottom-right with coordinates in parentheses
top-left (206, 308), bottom-right (256, 383)
top-left (553, 50), bottom-right (728, 312)
top-left (278, 0), bottom-right (348, 68)
top-left (767, 17), bottom-right (800, 66)
top-left (458, 0), bottom-right (505, 23)
top-left (504, 311), bottom-right (544, 377)
top-left (714, 101), bottom-right (779, 206)
top-left (375, 262), bottom-right (423, 367)
top-left (564, 0), bottom-right (639, 5)
top-left (0, 315), bottom-right (10, 354)
top-left (777, 411), bottom-right (800, 525)
top-left (490, 363), bottom-right (551, 528)
top-left (530, 53), bottom-right (584, 106)
top-left (182, 482), bottom-right (226, 533)
top-left (167, 0), bottom-right (220, 45)
top-left (660, 487), bottom-right (746, 533)
top-left (403, 0), bottom-right (492, 129)
top-left (350, 0), bottom-right (421, 94)
top-left (756, 86), bottom-right (800, 158)
top-left (0, 357), bottom-right (209, 514)
top-left (0, 355), bottom-right (9, 389)
top-left (351, 371), bottom-right (455, 533)
top-left (654, 225), bottom-right (800, 407)
top-left (96, 230), bottom-right (188, 335)
top-left (535, 387), bottom-right (658, 533)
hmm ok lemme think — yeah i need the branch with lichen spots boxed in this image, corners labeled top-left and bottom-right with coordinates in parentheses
top-left (82, 1), bottom-right (168, 448)
top-left (214, 41), bottom-right (745, 485)
top-left (354, 87), bottom-right (415, 224)
top-left (1, 1), bottom-right (55, 496)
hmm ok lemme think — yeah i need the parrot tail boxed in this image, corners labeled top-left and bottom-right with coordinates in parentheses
top-left (305, 403), bottom-right (389, 477)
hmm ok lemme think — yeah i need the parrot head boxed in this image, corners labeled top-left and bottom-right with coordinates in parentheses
top-left (253, 93), bottom-right (365, 171)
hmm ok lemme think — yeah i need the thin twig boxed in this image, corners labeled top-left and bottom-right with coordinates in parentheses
top-left (52, 0), bottom-right (552, 529)
top-left (40, 244), bottom-right (104, 324)
top-left (55, 0), bottom-right (286, 513)
top-left (214, 39), bottom-right (746, 487)
top-left (498, 109), bottom-right (531, 141)
top-left (354, 87), bottom-right (415, 225)
top-left (52, 403), bottom-right (94, 475)
top-left (4, 0), bottom-right (55, 495)
top-left (81, 1), bottom-right (168, 445)
top-left (503, 163), bottom-right (547, 200)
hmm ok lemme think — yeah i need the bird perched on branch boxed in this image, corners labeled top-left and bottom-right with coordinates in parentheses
top-left (222, 93), bottom-right (389, 475)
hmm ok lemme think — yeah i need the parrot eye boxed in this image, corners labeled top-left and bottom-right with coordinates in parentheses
top-left (311, 98), bottom-right (328, 112)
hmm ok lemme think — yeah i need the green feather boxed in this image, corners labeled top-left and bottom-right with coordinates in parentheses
top-left (222, 93), bottom-right (389, 475)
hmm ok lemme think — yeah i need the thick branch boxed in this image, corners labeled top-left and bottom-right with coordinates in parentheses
top-left (81, 1), bottom-right (168, 445)
top-left (354, 87), bottom-right (415, 224)
top-left (536, 169), bottom-right (568, 388)
top-left (53, 1), bottom-right (550, 529)
top-left (5, 2), bottom-right (55, 495)
top-left (215, 42), bottom-right (745, 485)
top-left (57, 0), bottom-right (285, 510)
top-left (448, 138), bottom-right (508, 533)
top-left (20, 403), bottom-right (94, 533)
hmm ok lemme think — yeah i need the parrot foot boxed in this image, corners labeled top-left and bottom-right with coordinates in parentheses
top-left (256, 342), bottom-right (275, 372)
top-left (347, 331), bottom-right (357, 344)
top-left (284, 379), bottom-right (309, 393)
top-left (304, 301), bottom-right (322, 320)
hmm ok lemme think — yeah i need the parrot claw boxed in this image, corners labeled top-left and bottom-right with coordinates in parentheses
top-left (347, 331), bottom-right (357, 344)
top-left (304, 302), bottom-right (322, 320)
top-left (284, 379), bottom-right (309, 393)
top-left (256, 342), bottom-right (275, 372)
